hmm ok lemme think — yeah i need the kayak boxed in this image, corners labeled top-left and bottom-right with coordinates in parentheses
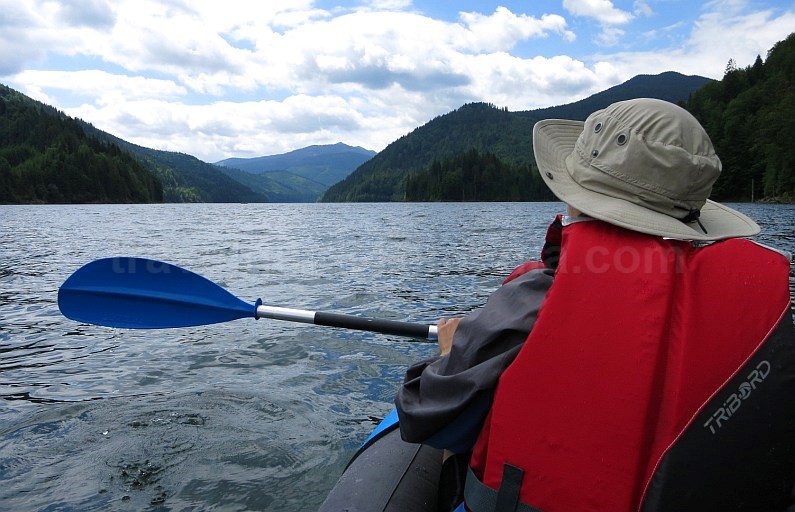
top-left (319, 409), bottom-right (443, 512)
top-left (319, 405), bottom-right (795, 512)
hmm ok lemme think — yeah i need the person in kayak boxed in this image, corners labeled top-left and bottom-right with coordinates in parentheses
top-left (395, 98), bottom-right (795, 511)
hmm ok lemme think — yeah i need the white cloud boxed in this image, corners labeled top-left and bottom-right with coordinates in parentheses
top-left (3, 2), bottom-right (581, 105)
top-left (458, 7), bottom-right (576, 51)
top-left (362, 0), bottom-right (413, 10)
top-left (633, 0), bottom-right (653, 18)
top-left (604, 2), bottom-right (795, 79)
top-left (283, 11), bottom-right (457, 90)
top-left (597, 26), bottom-right (625, 46)
top-left (57, 0), bottom-right (116, 29)
top-left (563, 0), bottom-right (634, 25)
top-left (0, 1), bottom-right (60, 75)
top-left (562, 0), bottom-right (636, 47)
top-left (13, 70), bottom-right (187, 105)
top-left (688, 2), bottom-right (795, 68)
top-left (61, 94), bottom-right (406, 162)
top-left (456, 52), bottom-right (622, 110)
top-left (2, 0), bottom-right (793, 163)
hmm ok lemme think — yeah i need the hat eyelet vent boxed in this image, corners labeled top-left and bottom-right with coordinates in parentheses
top-left (591, 149), bottom-right (599, 157)
top-left (545, 171), bottom-right (553, 180)
top-left (616, 133), bottom-right (628, 146)
top-left (594, 122), bottom-right (603, 133)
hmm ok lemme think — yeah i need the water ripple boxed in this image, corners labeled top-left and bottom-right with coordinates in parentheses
top-left (0, 202), bottom-right (792, 511)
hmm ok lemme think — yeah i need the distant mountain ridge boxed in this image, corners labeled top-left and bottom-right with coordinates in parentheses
top-left (216, 143), bottom-right (376, 186)
top-left (77, 125), bottom-right (271, 203)
top-left (76, 119), bottom-right (363, 202)
top-left (526, 71), bottom-right (712, 121)
top-left (322, 71), bottom-right (713, 202)
top-left (0, 71), bottom-right (718, 204)
top-left (0, 83), bottom-right (368, 203)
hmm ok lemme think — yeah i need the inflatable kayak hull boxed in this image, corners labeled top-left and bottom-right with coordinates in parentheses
top-left (319, 410), bottom-right (442, 512)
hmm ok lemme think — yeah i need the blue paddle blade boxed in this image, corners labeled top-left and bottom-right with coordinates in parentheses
top-left (58, 257), bottom-right (256, 328)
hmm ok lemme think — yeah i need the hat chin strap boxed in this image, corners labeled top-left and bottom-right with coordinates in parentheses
top-left (681, 209), bottom-right (708, 235)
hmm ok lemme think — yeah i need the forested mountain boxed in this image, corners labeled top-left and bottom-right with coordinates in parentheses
top-left (323, 102), bottom-right (539, 201)
top-left (685, 32), bottom-right (795, 201)
top-left (321, 71), bottom-right (712, 202)
top-left (216, 143), bottom-right (375, 186)
top-left (405, 149), bottom-right (554, 201)
top-left (0, 85), bottom-right (163, 203)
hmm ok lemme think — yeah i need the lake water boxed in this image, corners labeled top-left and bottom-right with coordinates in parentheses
top-left (1, 202), bottom-right (793, 511)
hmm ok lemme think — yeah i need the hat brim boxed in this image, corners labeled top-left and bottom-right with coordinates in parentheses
top-left (533, 119), bottom-right (760, 241)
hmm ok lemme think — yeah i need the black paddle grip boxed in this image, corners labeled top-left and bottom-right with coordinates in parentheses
top-left (314, 312), bottom-right (432, 340)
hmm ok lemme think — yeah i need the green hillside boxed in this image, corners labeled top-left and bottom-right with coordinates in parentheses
top-left (0, 85), bottom-right (163, 204)
top-left (217, 165), bottom-right (327, 202)
top-left (685, 32), bottom-right (795, 201)
top-left (321, 71), bottom-right (713, 202)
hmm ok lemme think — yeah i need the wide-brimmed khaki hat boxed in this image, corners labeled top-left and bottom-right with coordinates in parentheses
top-left (533, 98), bottom-right (759, 241)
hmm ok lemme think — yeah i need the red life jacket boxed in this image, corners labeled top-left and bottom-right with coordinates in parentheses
top-left (503, 215), bottom-right (563, 285)
top-left (466, 220), bottom-right (795, 512)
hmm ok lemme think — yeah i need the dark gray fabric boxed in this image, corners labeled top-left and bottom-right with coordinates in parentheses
top-left (395, 268), bottom-right (554, 446)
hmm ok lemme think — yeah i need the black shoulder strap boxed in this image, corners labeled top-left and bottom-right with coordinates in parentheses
top-left (465, 464), bottom-right (542, 512)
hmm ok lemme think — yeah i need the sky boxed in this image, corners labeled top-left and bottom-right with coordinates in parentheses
top-left (1, 1), bottom-right (793, 163)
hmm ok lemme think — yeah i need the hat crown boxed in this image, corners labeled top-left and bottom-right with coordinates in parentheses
top-left (570, 98), bottom-right (721, 219)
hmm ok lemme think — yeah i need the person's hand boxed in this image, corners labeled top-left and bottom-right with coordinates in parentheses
top-left (437, 317), bottom-right (462, 356)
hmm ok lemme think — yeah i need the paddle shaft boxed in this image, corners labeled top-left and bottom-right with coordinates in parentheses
top-left (256, 305), bottom-right (438, 340)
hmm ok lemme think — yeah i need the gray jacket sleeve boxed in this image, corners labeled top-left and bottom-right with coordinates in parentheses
top-left (395, 268), bottom-right (554, 449)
